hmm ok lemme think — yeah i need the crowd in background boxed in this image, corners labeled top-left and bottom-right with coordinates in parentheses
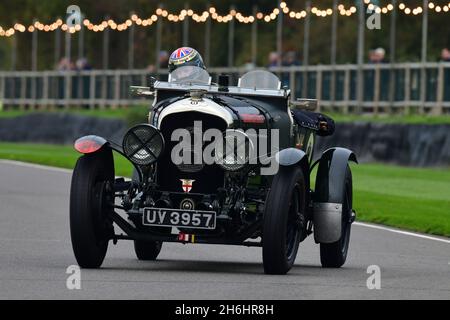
top-left (52, 45), bottom-right (449, 102)
top-left (55, 45), bottom-right (450, 73)
top-left (56, 57), bottom-right (92, 71)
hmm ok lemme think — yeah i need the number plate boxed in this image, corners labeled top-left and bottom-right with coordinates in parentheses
top-left (143, 208), bottom-right (216, 230)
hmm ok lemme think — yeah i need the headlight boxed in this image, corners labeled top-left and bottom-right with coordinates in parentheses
top-left (122, 124), bottom-right (165, 166)
top-left (215, 130), bottom-right (254, 172)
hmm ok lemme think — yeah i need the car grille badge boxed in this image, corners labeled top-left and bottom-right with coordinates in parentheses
top-left (180, 179), bottom-right (195, 193)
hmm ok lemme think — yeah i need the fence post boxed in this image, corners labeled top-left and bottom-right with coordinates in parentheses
top-left (204, 4), bottom-right (211, 66)
top-left (290, 70), bottom-right (296, 101)
top-left (388, 0), bottom-right (397, 113)
top-left (66, 72), bottom-right (72, 108)
top-left (102, 19), bottom-right (110, 70)
top-left (78, 14), bottom-right (85, 60)
top-left (20, 75), bottom-right (26, 110)
top-left (0, 75), bottom-right (5, 110)
top-left (276, 0), bottom-right (283, 68)
top-left (435, 63), bottom-right (444, 115)
top-left (302, 1), bottom-right (311, 97)
top-left (228, 5), bottom-right (235, 67)
top-left (64, 29), bottom-right (72, 110)
top-left (31, 21), bottom-right (38, 110)
top-left (54, 24), bottom-right (61, 68)
top-left (89, 72), bottom-right (95, 109)
top-left (183, 3), bottom-right (189, 46)
top-left (32, 20), bottom-right (38, 72)
top-left (404, 67), bottom-right (411, 114)
top-left (43, 72), bottom-right (49, 109)
top-left (251, 5), bottom-right (258, 67)
top-left (114, 72), bottom-right (120, 109)
top-left (11, 32), bottom-right (17, 71)
top-left (128, 12), bottom-right (135, 70)
top-left (101, 19), bottom-right (110, 109)
top-left (155, 4), bottom-right (163, 74)
top-left (101, 73), bottom-right (107, 109)
top-left (420, 0), bottom-right (428, 114)
top-left (316, 69), bottom-right (322, 112)
top-left (330, 0), bottom-right (338, 109)
top-left (374, 66), bottom-right (380, 115)
top-left (343, 68), bottom-right (350, 114)
top-left (356, 0), bottom-right (365, 115)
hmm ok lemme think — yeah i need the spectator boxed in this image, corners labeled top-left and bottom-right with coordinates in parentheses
top-left (267, 52), bottom-right (280, 68)
top-left (147, 50), bottom-right (170, 73)
top-left (76, 58), bottom-right (92, 71)
top-left (57, 57), bottom-right (74, 71)
top-left (440, 48), bottom-right (450, 62)
top-left (281, 51), bottom-right (301, 88)
top-left (283, 51), bottom-right (301, 67)
top-left (243, 60), bottom-right (256, 71)
top-left (369, 47), bottom-right (386, 64)
top-left (366, 48), bottom-right (387, 101)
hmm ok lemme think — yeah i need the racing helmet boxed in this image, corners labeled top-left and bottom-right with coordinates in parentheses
top-left (168, 47), bottom-right (205, 74)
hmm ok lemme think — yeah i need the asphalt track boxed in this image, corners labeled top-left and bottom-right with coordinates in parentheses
top-left (0, 160), bottom-right (449, 300)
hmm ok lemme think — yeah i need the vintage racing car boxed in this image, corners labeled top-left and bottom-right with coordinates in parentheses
top-left (70, 67), bottom-right (357, 274)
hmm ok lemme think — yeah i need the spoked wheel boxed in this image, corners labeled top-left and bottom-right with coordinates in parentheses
top-left (131, 168), bottom-right (163, 261)
top-left (320, 165), bottom-right (353, 268)
top-left (263, 166), bottom-right (306, 275)
top-left (70, 148), bottom-right (115, 269)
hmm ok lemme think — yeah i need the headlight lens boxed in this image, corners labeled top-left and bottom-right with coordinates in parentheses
top-left (215, 130), bottom-right (254, 171)
top-left (122, 124), bottom-right (165, 166)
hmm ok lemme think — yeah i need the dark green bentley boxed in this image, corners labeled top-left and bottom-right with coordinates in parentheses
top-left (70, 67), bottom-right (357, 274)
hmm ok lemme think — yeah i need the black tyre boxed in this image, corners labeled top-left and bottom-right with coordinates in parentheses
top-left (134, 240), bottom-right (162, 261)
top-left (130, 168), bottom-right (163, 261)
top-left (70, 148), bottom-right (115, 269)
top-left (263, 166), bottom-right (306, 275)
top-left (320, 165), bottom-right (353, 268)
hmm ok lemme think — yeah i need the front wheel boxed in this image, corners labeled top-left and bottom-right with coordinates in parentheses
top-left (70, 148), bottom-right (115, 269)
top-left (263, 166), bottom-right (306, 275)
top-left (320, 165), bottom-right (353, 268)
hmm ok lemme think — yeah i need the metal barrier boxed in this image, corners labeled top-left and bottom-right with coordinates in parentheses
top-left (0, 62), bottom-right (449, 114)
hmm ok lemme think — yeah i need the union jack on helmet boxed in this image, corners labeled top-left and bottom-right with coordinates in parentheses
top-left (168, 47), bottom-right (205, 73)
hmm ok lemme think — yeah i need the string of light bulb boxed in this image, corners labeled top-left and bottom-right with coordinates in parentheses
top-left (365, 0), bottom-right (450, 14)
top-left (0, 1), bottom-right (449, 38)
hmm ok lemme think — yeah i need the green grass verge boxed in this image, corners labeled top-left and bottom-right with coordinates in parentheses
top-left (0, 143), bottom-right (134, 178)
top-left (350, 164), bottom-right (450, 237)
top-left (326, 113), bottom-right (450, 125)
top-left (0, 143), bottom-right (449, 237)
top-left (0, 107), bottom-right (139, 119)
top-left (0, 106), bottom-right (150, 127)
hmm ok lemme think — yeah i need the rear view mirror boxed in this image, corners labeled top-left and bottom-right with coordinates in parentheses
top-left (130, 86), bottom-right (154, 97)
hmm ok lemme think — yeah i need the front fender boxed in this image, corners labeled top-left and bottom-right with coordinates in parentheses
top-left (74, 135), bottom-right (142, 181)
top-left (313, 147), bottom-right (358, 244)
top-left (74, 135), bottom-right (125, 156)
top-left (74, 135), bottom-right (108, 154)
top-left (275, 148), bottom-right (310, 191)
top-left (275, 148), bottom-right (307, 167)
